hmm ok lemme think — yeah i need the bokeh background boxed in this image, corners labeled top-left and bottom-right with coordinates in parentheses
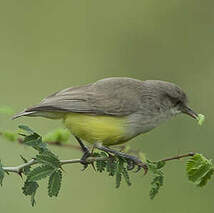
top-left (0, 0), bottom-right (214, 212)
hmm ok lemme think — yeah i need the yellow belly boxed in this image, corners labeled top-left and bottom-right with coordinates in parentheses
top-left (63, 113), bottom-right (128, 146)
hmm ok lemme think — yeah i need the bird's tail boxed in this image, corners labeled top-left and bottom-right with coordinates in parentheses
top-left (12, 109), bottom-right (64, 120)
top-left (11, 110), bottom-right (36, 120)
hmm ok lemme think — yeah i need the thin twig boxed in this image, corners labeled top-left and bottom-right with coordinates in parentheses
top-left (2, 156), bottom-right (108, 174)
top-left (0, 132), bottom-right (81, 151)
top-left (2, 152), bottom-right (195, 174)
top-left (160, 152), bottom-right (195, 162)
top-left (3, 159), bottom-right (37, 173)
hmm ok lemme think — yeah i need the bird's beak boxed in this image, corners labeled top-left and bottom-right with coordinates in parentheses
top-left (182, 106), bottom-right (198, 119)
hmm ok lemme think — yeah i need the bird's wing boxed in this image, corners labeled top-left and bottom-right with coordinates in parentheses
top-left (25, 78), bottom-right (144, 116)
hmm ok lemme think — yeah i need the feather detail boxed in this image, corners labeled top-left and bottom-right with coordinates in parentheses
top-left (12, 111), bottom-right (36, 120)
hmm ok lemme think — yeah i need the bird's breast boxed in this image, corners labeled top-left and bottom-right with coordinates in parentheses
top-left (63, 113), bottom-right (131, 145)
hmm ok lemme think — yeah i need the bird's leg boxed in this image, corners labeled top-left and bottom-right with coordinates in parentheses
top-left (94, 143), bottom-right (148, 174)
top-left (75, 136), bottom-right (91, 170)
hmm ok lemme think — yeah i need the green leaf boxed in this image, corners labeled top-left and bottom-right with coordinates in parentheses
top-left (147, 160), bottom-right (165, 199)
top-left (156, 161), bottom-right (166, 169)
top-left (36, 151), bottom-right (60, 169)
top-left (197, 114), bottom-right (205, 126)
top-left (96, 160), bottom-right (106, 172)
top-left (23, 134), bottom-right (40, 143)
top-left (48, 170), bottom-right (62, 197)
top-left (121, 166), bottom-right (131, 186)
top-left (27, 165), bottom-right (56, 182)
top-left (22, 181), bottom-right (39, 196)
top-left (106, 158), bottom-right (117, 176)
top-left (22, 181), bottom-right (39, 207)
top-left (115, 171), bottom-right (122, 188)
top-left (186, 153), bottom-right (214, 187)
top-left (0, 106), bottom-right (15, 116)
top-left (19, 125), bottom-right (36, 135)
top-left (43, 128), bottom-right (71, 144)
top-left (0, 162), bottom-right (5, 186)
top-left (117, 158), bottom-right (131, 186)
top-left (23, 134), bottom-right (48, 153)
top-left (150, 174), bottom-right (164, 200)
top-left (96, 152), bottom-right (107, 172)
top-left (31, 191), bottom-right (37, 207)
top-left (1, 131), bottom-right (18, 142)
top-left (115, 158), bottom-right (123, 188)
top-left (198, 168), bottom-right (214, 187)
top-left (19, 125), bottom-right (48, 152)
top-left (147, 160), bottom-right (166, 171)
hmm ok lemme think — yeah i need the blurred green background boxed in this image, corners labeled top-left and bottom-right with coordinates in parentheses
top-left (0, 0), bottom-right (213, 212)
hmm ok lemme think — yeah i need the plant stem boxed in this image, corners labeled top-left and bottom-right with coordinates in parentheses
top-left (2, 156), bottom-right (108, 174)
top-left (161, 152), bottom-right (195, 162)
top-left (2, 153), bottom-right (195, 174)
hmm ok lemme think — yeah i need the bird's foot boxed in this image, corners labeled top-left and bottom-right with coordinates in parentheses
top-left (80, 149), bottom-right (91, 170)
top-left (124, 155), bottom-right (148, 174)
top-left (75, 136), bottom-right (94, 170)
top-left (94, 143), bottom-right (148, 174)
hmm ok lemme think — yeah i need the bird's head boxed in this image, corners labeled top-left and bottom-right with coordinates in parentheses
top-left (144, 80), bottom-right (198, 120)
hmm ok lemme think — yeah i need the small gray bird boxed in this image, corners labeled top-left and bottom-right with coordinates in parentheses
top-left (13, 77), bottom-right (198, 172)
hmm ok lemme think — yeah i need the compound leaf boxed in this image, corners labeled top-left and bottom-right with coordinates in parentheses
top-left (48, 170), bottom-right (62, 197)
top-left (22, 181), bottom-right (39, 207)
top-left (36, 151), bottom-right (60, 169)
top-left (186, 153), bottom-right (214, 187)
top-left (27, 165), bottom-right (55, 182)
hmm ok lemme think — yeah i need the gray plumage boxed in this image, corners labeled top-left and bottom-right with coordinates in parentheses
top-left (13, 77), bottom-right (187, 120)
top-left (12, 77), bottom-right (198, 142)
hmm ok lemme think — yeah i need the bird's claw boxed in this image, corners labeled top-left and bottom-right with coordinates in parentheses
top-left (126, 158), bottom-right (148, 175)
top-left (81, 162), bottom-right (89, 171)
top-left (80, 151), bottom-right (91, 171)
top-left (92, 143), bottom-right (148, 174)
top-left (134, 163), bottom-right (148, 174)
top-left (127, 160), bottom-right (135, 170)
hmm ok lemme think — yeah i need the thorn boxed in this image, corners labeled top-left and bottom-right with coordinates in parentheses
top-left (60, 166), bottom-right (65, 172)
top-left (18, 171), bottom-right (23, 179)
top-left (91, 145), bottom-right (95, 155)
top-left (90, 162), bottom-right (96, 171)
top-left (61, 167), bottom-right (67, 174)
top-left (81, 162), bottom-right (88, 171)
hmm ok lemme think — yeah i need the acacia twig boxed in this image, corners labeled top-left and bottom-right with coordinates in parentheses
top-left (2, 156), bottom-right (108, 174)
top-left (2, 153), bottom-right (195, 174)
top-left (0, 132), bottom-right (81, 151)
top-left (160, 152), bottom-right (195, 162)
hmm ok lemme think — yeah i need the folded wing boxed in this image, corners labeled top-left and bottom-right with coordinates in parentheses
top-left (17, 78), bottom-right (143, 117)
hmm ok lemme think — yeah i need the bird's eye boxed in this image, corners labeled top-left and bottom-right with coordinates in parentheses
top-left (175, 100), bottom-right (181, 106)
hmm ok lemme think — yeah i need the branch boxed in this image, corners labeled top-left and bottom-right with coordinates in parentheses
top-left (2, 153), bottom-right (195, 174)
top-left (0, 131), bottom-right (81, 150)
top-left (2, 156), bottom-right (108, 174)
top-left (160, 152), bottom-right (195, 162)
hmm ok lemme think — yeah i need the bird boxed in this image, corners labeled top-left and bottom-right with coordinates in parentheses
top-left (12, 77), bottom-right (198, 172)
